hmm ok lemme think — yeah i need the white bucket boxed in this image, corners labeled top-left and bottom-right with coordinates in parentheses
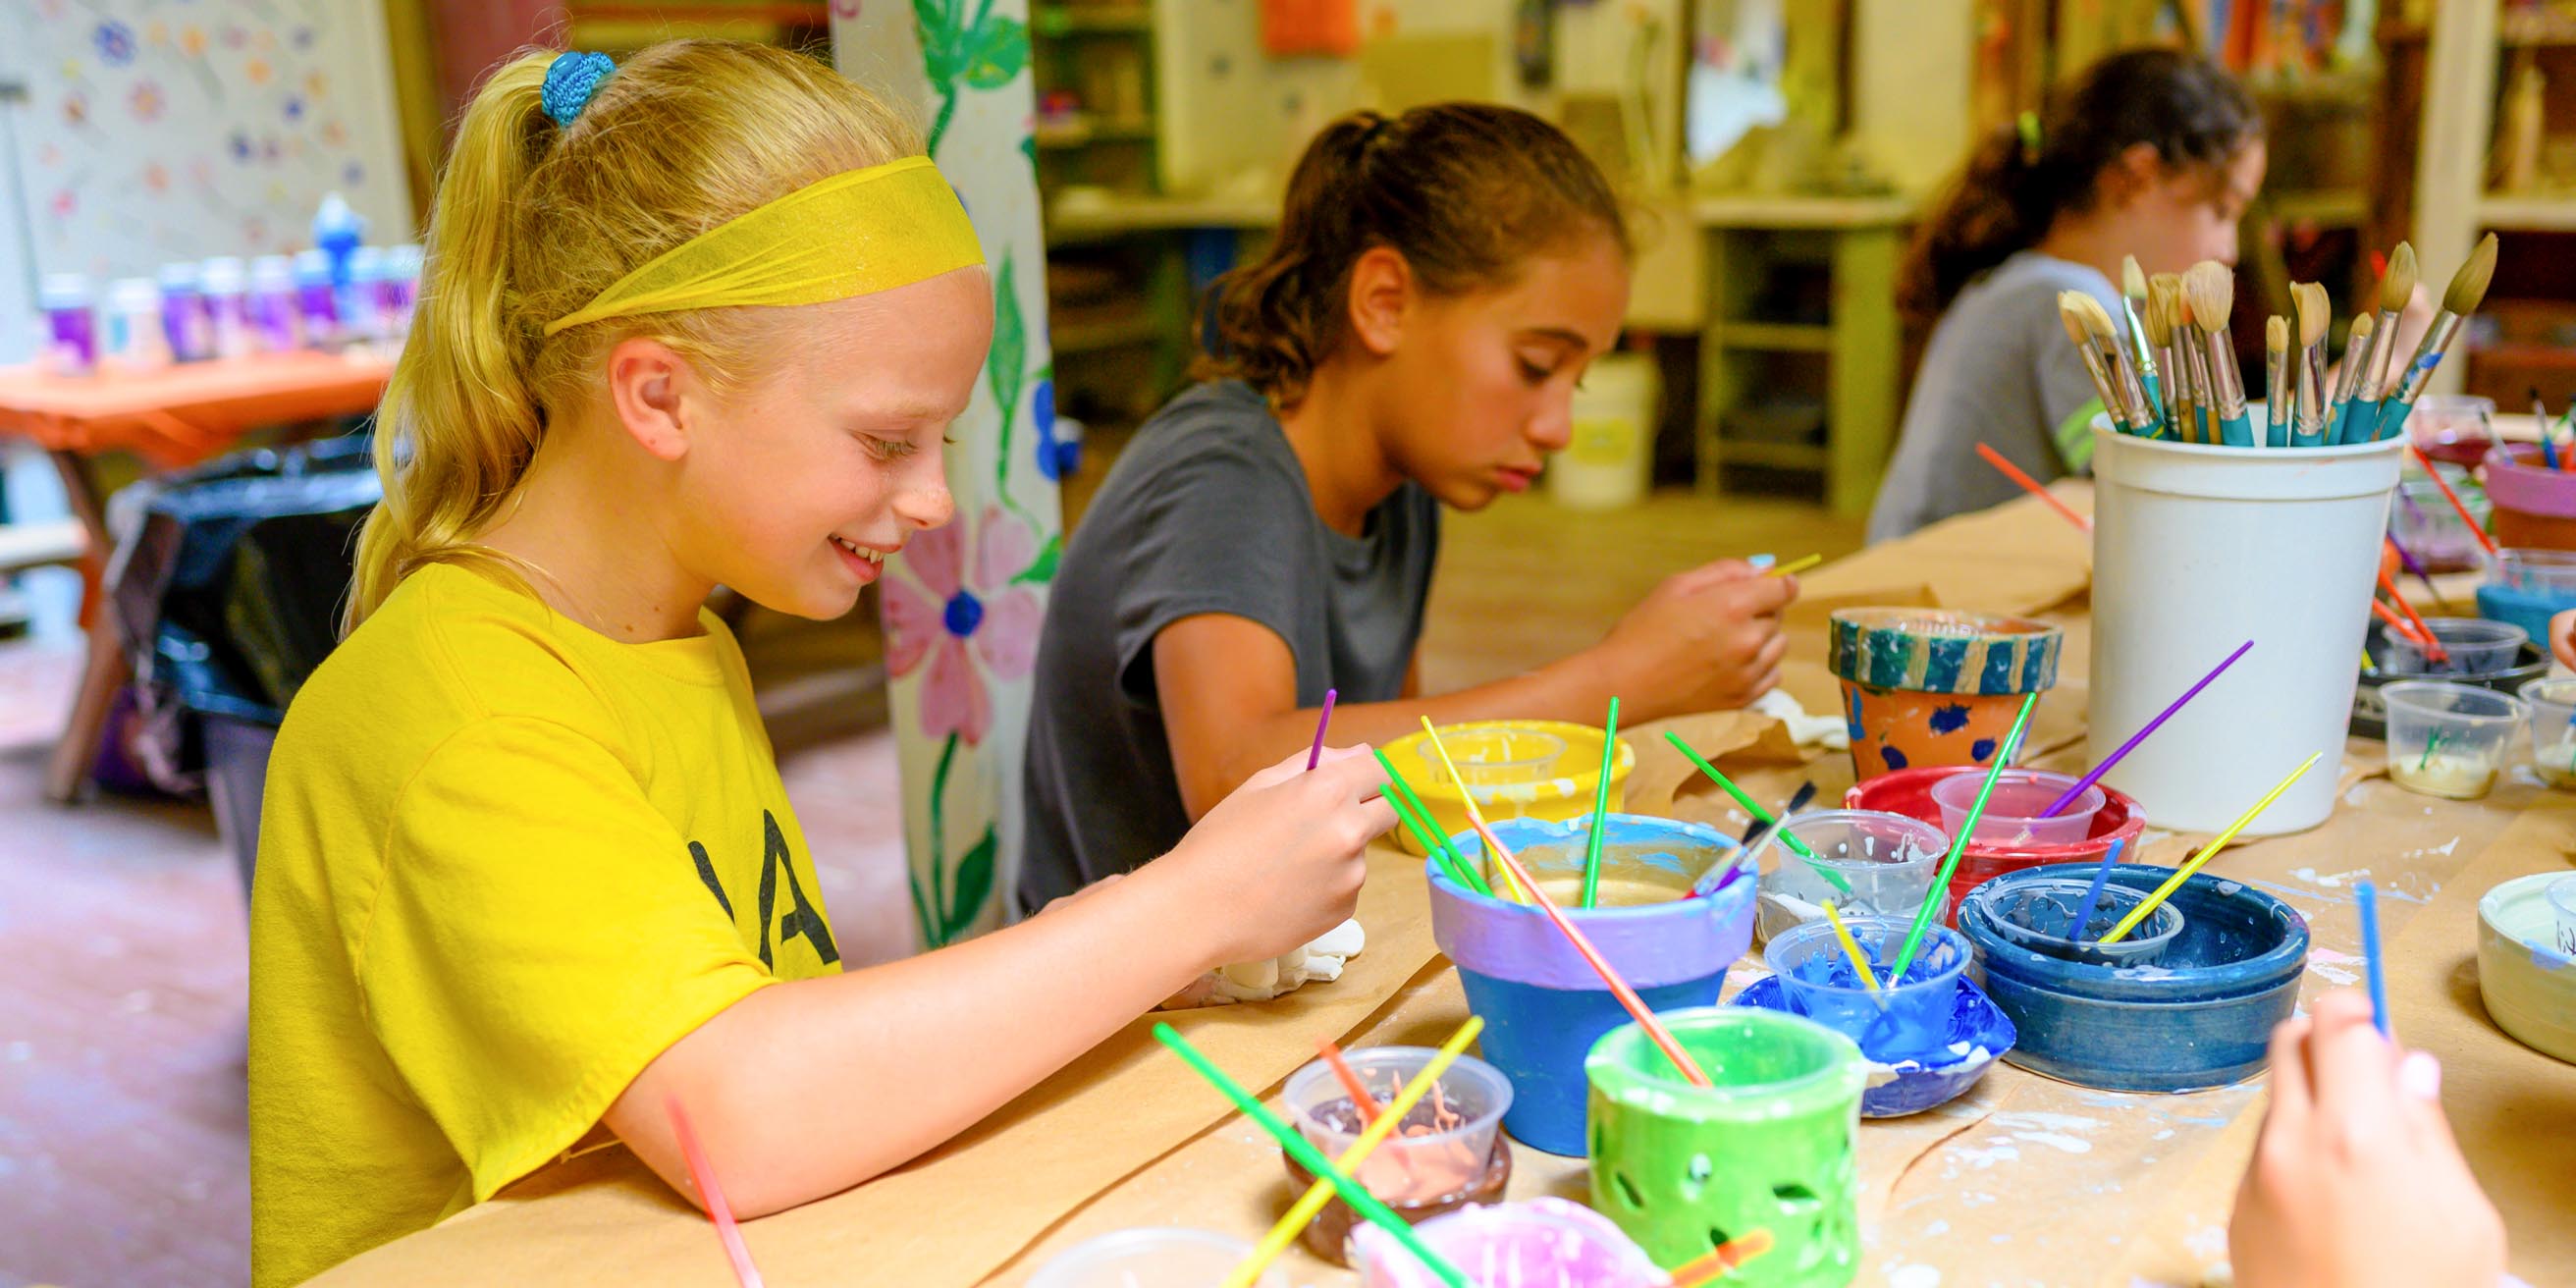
top-left (1548, 352), bottom-right (1659, 510)
top-left (2089, 419), bottom-right (2400, 834)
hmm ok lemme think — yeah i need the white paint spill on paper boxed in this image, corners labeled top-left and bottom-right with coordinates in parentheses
top-left (2010, 1130), bottom-right (2093, 1154)
top-left (1888, 1265), bottom-right (1942, 1288)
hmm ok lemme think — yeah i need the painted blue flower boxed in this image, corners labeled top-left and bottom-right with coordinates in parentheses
top-left (343, 161), bottom-right (364, 186)
top-left (283, 95), bottom-right (304, 122)
top-left (1031, 377), bottom-right (1078, 480)
top-left (228, 131), bottom-right (252, 161)
top-left (292, 27), bottom-right (315, 50)
top-left (95, 22), bottom-right (137, 65)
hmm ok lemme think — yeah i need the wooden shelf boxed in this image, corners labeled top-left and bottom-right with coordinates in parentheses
top-left (1034, 118), bottom-right (1155, 149)
top-left (2478, 194), bottom-right (2576, 231)
top-left (2383, 12), bottom-right (2576, 46)
top-left (1709, 320), bottom-right (1833, 353)
top-left (1714, 441), bottom-right (1829, 469)
top-left (1034, 6), bottom-right (1152, 35)
top-left (1051, 313), bottom-right (1161, 354)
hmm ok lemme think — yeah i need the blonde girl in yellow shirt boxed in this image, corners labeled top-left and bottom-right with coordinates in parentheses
top-left (247, 40), bottom-right (1393, 1285)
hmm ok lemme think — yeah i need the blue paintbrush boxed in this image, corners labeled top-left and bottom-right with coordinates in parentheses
top-left (2067, 836), bottom-right (2127, 944)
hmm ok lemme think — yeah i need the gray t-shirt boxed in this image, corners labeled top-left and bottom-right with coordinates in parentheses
top-left (1866, 250), bottom-right (2122, 542)
top-left (1017, 380), bottom-right (1440, 912)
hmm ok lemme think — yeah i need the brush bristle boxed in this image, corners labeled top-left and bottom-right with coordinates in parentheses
top-left (2443, 233), bottom-right (2498, 315)
top-left (2267, 314), bottom-right (2288, 354)
top-left (2122, 255), bottom-right (2148, 303)
top-left (2143, 279), bottom-right (2178, 347)
top-left (2066, 291), bottom-right (2118, 340)
top-left (2057, 293), bottom-right (2092, 349)
top-left (2183, 262), bottom-right (2234, 334)
top-left (2294, 282), bottom-right (2331, 348)
top-left (2382, 242), bottom-right (2418, 315)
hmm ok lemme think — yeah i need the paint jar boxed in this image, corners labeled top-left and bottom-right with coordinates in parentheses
top-left (2403, 393), bottom-right (2496, 469)
top-left (1961, 863), bottom-right (2308, 1092)
top-left (2381, 680), bottom-right (2526, 801)
top-left (2517, 676), bottom-right (2576, 788)
top-left (2389, 478), bottom-right (2493, 573)
top-left (2379, 617), bottom-right (2528, 678)
top-left (246, 255), bottom-right (302, 352)
top-left (2476, 873), bottom-right (2576, 1064)
top-left (198, 257), bottom-right (254, 360)
top-left (1430, 815), bottom-right (1754, 1156)
top-left (1585, 1008), bottom-right (1864, 1285)
top-left (1354, 1198), bottom-right (1667, 1288)
top-left (1828, 608), bottom-right (2061, 782)
top-left (1844, 768), bottom-right (2145, 929)
top-left (37, 273), bottom-right (96, 376)
top-left (2476, 547), bottom-right (2576, 649)
top-left (2353, 620), bottom-right (2546, 738)
top-left (2484, 443), bottom-right (2576, 553)
top-left (100, 278), bottom-right (172, 374)
top-left (2550, 875), bottom-right (2576, 957)
top-left (155, 261), bottom-right (213, 363)
top-left (2090, 422), bottom-right (2400, 833)
top-left (344, 246), bottom-right (388, 346)
top-left (1382, 721), bottom-right (1632, 857)
top-left (1024, 1228), bottom-right (1280, 1288)
top-left (1979, 877), bottom-right (2184, 968)
top-left (292, 249), bottom-right (341, 349)
top-left (1765, 915), bottom-right (1968, 1063)
top-left (1279, 1047), bottom-right (1514, 1264)
top-left (1928, 768), bottom-right (2102, 846)
top-left (1753, 809), bottom-right (1948, 939)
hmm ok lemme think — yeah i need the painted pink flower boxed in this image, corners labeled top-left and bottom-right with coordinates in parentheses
top-left (883, 506), bottom-right (1045, 747)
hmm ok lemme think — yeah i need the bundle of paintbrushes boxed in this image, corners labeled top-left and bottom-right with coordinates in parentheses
top-left (2067, 235), bottom-right (2499, 449)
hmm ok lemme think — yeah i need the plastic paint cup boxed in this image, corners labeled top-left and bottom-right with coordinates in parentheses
top-left (2404, 393), bottom-right (2496, 467)
top-left (246, 255), bottom-right (302, 352)
top-left (38, 273), bottom-right (96, 376)
top-left (2494, 548), bottom-right (2576, 596)
top-left (1586, 1008), bottom-right (1864, 1284)
top-left (198, 257), bottom-right (254, 360)
top-left (292, 249), bottom-right (340, 348)
top-left (1355, 1198), bottom-right (1667, 1288)
top-left (1755, 809), bottom-right (1948, 935)
top-left (1765, 915), bottom-right (1969, 1063)
top-left (1929, 768), bottom-right (2102, 846)
top-left (1283, 1047), bottom-right (1512, 1207)
top-left (1982, 877), bottom-right (2184, 968)
top-left (2390, 478), bottom-right (2492, 573)
top-left (1429, 815), bottom-right (1754, 1156)
top-left (2380, 617), bottom-right (2529, 678)
top-left (1024, 1228), bottom-right (1280, 1288)
top-left (2381, 680), bottom-right (2526, 801)
top-left (2517, 676), bottom-right (2576, 789)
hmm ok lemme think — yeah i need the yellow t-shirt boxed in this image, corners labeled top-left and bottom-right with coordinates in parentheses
top-left (247, 564), bottom-right (843, 1286)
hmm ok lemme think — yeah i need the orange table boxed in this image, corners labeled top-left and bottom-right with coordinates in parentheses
top-left (0, 352), bottom-right (394, 800)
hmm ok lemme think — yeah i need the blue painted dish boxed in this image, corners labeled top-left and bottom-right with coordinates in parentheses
top-left (1731, 972), bottom-right (2013, 1117)
top-left (1960, 863), bottom-right (2309, 1092)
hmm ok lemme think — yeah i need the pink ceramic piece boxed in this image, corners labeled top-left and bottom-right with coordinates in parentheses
top-left (1845, 768), bottom-right (2147, 928)
top-left (1827, 609), bottom-right (2062, 783)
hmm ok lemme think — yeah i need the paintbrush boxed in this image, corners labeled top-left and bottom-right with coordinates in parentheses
top-left (2173, 289), bottom-right (2220, 445)
top-left (2070, 292), bottom-right (2152, 434)
top-left (2373, 233), bottom-right (2499, 441)
top-left (2184, 262), bottom-right (2253, 446)
top-left (2538, 389), bottom-right (2561, 471)
top-left (2265, 315), bottom-right (2292, 448)
top-left (2145, 276), bottom-right (2186, 438)
top-left (2327, 313), bottom-right (2377, 445)
top-left (2291, 282), bottom-right (2334, 447)
top-left (2059, 293), bottom-right (2149, 436)
top-left (2121, 255), bottom-right (2163, 433)
top-left (2354, 242), bottom-right (2417, 434)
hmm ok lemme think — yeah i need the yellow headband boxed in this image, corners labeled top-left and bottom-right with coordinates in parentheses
top-left (544, 155), bottom-right (985, 337)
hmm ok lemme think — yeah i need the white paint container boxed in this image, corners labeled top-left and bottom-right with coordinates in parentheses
top-left (2478, 873), bottom-right (2576, 1065)
top-left (1548, 352), bottom-right (1659, 511)
top-left (2087, 419), bottom-right (2401, 833)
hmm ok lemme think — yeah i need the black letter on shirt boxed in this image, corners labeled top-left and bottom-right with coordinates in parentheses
top-left (688, 841), bottom-right (733, 920)
top-left (757, 810), bottom-right (839, 968)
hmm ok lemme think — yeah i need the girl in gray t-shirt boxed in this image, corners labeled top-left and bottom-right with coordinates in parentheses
top-left (1022, 104), bottom-right (1800, 911)
top-left (1869, 48), bottom-right (2265, 542)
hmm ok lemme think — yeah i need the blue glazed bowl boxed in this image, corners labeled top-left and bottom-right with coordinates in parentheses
top-left (1430, 815), bottom-right (1755, 1156)
top-left (1730, 972), bottom-right (2013, 1117)
top-left (1959, 863), bottom-right (2309, 1092)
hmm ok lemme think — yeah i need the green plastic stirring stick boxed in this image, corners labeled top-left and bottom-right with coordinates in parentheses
top-left (1663, 731), bottom-right (1853, 894)
top-left (1386, 781), bottom-right (1488, 896)
top-left (1371, 747), bottom-right (1486, 894)
top-left (1886, 691), bottom-right (2039, 984)
top-left (1581, 697), bottom-right (1621, 907)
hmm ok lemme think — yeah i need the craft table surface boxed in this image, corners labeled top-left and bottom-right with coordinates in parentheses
top-left (316, 486), bottom-right (2575, 1288)
top-left (0, 352), bottom-right (394, 464)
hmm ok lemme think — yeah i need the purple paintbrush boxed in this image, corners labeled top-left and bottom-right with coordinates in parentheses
top-left (2384, 534), bottom-right (2446, 610)
top-left (1305, 688), bottom-right (1338, 772)
top-left (2041, 640), bottom-right (2255, 817)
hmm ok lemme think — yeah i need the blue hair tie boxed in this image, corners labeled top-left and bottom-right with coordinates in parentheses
top-left (541, 51), bottom-right (617, 129)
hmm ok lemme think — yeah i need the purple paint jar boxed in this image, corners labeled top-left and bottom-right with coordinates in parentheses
top-left (38, 274), bottom-right (96, 375)
top-left (101, 278), bottom-right (172, 373)
top-left (246, 255), bottom-right (301, 352)
top-left (292, 249), bottom-right (340, 349)
top-left (200, 257), bottom-right (253, 360)
top-left (156, 261), bottom-right (214, 362)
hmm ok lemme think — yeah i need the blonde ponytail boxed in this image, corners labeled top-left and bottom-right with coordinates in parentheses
top-left (347, 41), bottom-right (921, 629)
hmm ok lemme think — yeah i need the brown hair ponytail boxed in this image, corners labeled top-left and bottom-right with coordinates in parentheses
top-left (1898, 47), bottom-right (2259, 326)
top-left (1200, 102), bottom-right (1630, 405)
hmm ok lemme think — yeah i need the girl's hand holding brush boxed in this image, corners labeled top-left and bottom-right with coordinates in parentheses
top-left (1588, 560), bottom-right (1797, 718)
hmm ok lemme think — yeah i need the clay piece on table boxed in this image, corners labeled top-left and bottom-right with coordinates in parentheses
top-left (1157, 918), bottom-right (1365, 1009)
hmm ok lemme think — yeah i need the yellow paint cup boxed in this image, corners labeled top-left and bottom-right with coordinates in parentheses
top-left (1381, 721), bottom-right (1633, 856)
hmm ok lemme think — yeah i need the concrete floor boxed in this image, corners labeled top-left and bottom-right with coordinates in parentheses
top-left (0, 488), bottom-right (1861, 1288)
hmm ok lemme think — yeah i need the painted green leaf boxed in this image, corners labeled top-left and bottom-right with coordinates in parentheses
top-left (914, 0), bottom-right (967, 83)
top-left (940, 825), bottom-right (998, 942)
top-left (988, 253), bottom-right (1027, 431)
top-left (1012, 533), bottom-right (1061, 586)
top-left (1021, 134), bottom-right (1037, 169)
top-left (962, 16), bottom-right (1030, 89)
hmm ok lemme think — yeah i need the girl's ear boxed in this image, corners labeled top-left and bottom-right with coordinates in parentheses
top-left (1345, 244), bottom-right (1414, 358)
top-left (2099, 140), bottom-right (2165, 208)
top-left (603, 336), bottom-right (696, 462)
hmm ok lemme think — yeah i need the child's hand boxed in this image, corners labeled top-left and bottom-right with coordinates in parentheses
top-left (1161, 745), bottom-right (1394, 969)
top-left (2550, 609), bottom-right (2576, 670)
top-left (1593, 560), bottom-right (1797, 720)
top-left (2228, 991), bottom-right (2505, 1288)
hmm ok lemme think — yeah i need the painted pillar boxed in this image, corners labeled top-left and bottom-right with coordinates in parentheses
top-left (832, 3), bottom-right (1065, 947)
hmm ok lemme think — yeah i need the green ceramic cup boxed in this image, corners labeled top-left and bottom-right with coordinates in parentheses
top-left (1584, 1007), bottom-right (1865, 1287)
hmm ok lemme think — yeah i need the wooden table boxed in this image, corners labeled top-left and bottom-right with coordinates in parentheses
top-left (319, 486), bottom-right (2574, 1288)
top-left (0, 352), bottom-right (393, 800)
